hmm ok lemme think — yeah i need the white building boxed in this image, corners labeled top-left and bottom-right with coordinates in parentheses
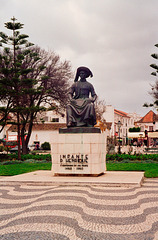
top-left (37, 110), bottom-right (66, 123)
top-left (135, 110), bottom-right (158, 132)
top-left (103, 106), bottom-right (141, 145)
top-left (103, 105), bottom-right (114, 137)
top-left (28, 123), bottom-right (66, 147)
top-left (5, 107), bottom-right (142, 148)
top-left (7, 122), bottom-right (66, 148)
top-left (0, 124), bottom-right (11, 140)
top-left (134, 110), bottom-right (158, 147)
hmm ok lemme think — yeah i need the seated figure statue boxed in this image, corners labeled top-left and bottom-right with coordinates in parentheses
top-left (66, 66), bottom-right (97, 127)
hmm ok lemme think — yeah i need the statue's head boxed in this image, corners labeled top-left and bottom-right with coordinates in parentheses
top-left (74, 66), bottom-right (93, 82)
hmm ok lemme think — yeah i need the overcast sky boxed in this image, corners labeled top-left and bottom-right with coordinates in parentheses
top-left (1, 0), bottom-right (158, 116)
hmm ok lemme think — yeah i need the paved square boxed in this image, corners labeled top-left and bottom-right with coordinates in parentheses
top-left (0, 178), bottom-right (158, 239)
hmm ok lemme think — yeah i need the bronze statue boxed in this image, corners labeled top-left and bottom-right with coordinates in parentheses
top-left (66, 66), bottom-right (97, 127)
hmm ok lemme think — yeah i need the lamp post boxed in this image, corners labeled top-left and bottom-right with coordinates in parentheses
top-left (139, 133), bottom-right (143, 146)
top-left (117, 120), bottom-right (122, 154)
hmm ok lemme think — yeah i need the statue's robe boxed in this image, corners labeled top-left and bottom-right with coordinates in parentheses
top-left (66, 81), bottom-right (97, 127)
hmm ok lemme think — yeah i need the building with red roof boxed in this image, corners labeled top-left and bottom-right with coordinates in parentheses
top-left (103, 105), bottom-right (141, 145)
top-left (135, 110), bottom-right (158, 132)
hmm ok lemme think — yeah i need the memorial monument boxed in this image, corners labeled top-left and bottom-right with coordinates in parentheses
top-left (66, 66), bottom-right (97, 128)
top-left (51, 66), bottom-right (106, 176)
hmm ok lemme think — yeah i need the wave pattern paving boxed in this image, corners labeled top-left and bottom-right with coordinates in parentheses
top-left (0, 179), bottom-right (158, 240)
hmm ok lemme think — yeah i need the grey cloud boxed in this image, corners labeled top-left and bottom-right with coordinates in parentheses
top-left (0, 0), bottom-right (158, 115)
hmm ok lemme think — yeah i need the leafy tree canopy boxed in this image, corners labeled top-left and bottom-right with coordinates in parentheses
top-left (0, 17), bottom-right (72, 155)
top-left (144, 44), bottom-right (158, 109)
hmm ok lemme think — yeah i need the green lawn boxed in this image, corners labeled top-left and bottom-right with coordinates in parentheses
top-left (107, 162), bottom-right (158, 178)
top-left (0, 163), bottom-right (52, 176)
top-left (0, 162), bottom-right (158, 178)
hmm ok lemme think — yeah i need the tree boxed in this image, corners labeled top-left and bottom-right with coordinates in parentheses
top-left (144, 44), bottom-right (158, 108)
top-left (0, 17), bottom-right (72, 156)
top-left (94, 97), bottom-right (107, 132)
top-left (150, 44), bottom-right (158, 107)
top-left (95, 97), bottom-right (106, 122)
top-left (0, 17), bottom-right (34, 159)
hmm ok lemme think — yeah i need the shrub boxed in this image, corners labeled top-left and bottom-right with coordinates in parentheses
top-left (106, 154), bottom-right (158, 162)
top-left (129, 127), bottom-right (141, 132)
top-left (0, 153), bottom-right (51, 162)
top-left (0, 146), bottom-right (4, 152)
top-left (41, 142), bottom-right (51, 150)
top-left (21, 154), bottom-right (51, 161)
top-left (0, 160), bottom-right (22, 165)
top-left (0, 154), bottom-right (10, 161)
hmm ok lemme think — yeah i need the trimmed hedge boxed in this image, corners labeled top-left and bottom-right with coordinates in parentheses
top-left (0, 153), bottom-right (51, 162)
top-left (106, 154), bottom-right (158, 162)
top-left (1, 153), bottom-right (158, 163)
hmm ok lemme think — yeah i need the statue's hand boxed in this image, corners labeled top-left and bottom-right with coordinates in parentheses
top-left (85, 98), bottom-right (92, 104)
top-left (90, 97), bottom-right (95, 103)
top-left (70, 99), bottom-right (76, 105)
top-left (90, 96), bottom-right (97, 103)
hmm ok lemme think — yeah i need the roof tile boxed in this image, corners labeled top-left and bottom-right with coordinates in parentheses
top-left (8, 123), bottom-right (67, 132)
top-left (114, 109), bottom-right (130, 118)
top-left (137, 110), bottom-right (158, 123)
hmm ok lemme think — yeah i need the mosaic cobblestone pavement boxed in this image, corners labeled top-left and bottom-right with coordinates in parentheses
top-left (0, 178), bottom-right (158, 240)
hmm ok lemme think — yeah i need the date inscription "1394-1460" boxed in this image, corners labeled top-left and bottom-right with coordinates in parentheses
top-left (60, 154), bottom-right (88, 170)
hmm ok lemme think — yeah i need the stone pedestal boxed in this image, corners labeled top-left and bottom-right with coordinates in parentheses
top-left (51, 128), bottom-right (106, 176)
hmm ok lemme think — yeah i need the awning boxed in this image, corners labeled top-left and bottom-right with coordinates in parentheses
top-left (128, 132), bottom-right (145, 138)
top-left (148, 132), bottom-right (158, 138)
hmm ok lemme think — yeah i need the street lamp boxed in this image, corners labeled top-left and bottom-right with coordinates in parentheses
top-left (139, 133), bottom-right (143, 146)
top-left (117, 120), bottom-right (122, 154)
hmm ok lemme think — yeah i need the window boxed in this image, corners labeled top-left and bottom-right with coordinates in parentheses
top-left (43, 117), bottom-right (48, 122)
top-left (149, 126), bottom-right (153, 131)
top-left (52, 118), bottom-right (59, 122)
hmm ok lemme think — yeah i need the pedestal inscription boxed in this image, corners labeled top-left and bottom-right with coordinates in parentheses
top-left (60, 154), bottom-right (88, 171)
top-left (51, 131), bottom-right (106, 176)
